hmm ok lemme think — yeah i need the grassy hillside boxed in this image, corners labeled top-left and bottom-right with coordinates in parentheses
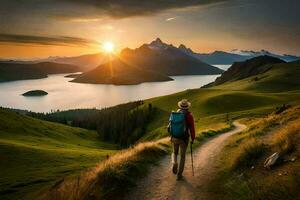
top-left (214, 60), bottom-right (300, 92)
top-left (141, 60), bottom-right (300, 141)
top-left (26, 101), bottom-right (158, 147)
top-left (0, 108), bottom-right (118, 200)
top-left (206, 55), bottom-right (285, 87)
top-left (210, 105), bottom-right (300, 200)
top-left (1, 58), bottom-right (299, 200)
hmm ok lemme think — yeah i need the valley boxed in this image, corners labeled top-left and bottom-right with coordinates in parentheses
top-left (0, 55), bottom-right (299, 200)
top-left (1, 1), bottom-right (299, 199)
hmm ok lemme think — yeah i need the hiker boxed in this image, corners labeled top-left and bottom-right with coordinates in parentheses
top-left (168, 99), bottom-right (195, 180)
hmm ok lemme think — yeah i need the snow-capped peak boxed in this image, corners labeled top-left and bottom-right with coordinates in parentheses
top-left (231, 49), bottom-right (273, 56)
top-left (148, 38), bottom-right (170, 50)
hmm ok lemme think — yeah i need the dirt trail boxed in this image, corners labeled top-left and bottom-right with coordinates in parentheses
top-left (125, 121), bottom-right (246, 200)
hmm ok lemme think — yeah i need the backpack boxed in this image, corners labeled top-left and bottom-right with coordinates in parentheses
top-left (169, 111), bottom-right (187, 139)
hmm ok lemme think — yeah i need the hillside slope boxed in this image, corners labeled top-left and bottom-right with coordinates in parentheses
top-left (210, 105), bottom-right (300, 200)
top-left (142, 58), bottom-right (300, 140)
top-left (213, 60), bottom-right (300, 92)
top-left (0, 108), bottom-right (118, 200)
top-left (71, 58), bottom-right (173, 85)
top-left (1, 53), bottom-right (300, 200)
top-left (0, 62), bottom-right (81, 82)
top-left (40, 62), bottom-right (300, 199)
top-left (204, 55), bottom-right (285, 87)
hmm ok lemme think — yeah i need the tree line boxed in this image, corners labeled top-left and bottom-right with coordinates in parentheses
top-left (26, 101), bottom-right (157, 147)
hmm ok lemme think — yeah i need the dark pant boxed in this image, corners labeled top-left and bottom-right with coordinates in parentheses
top-left (171, 137), bottom-right (188, 176)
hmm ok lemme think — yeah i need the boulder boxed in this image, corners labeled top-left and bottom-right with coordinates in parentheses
top-left (264, 152), bottom-right (280, 169)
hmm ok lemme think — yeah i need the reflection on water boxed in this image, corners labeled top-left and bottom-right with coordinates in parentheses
top-left (0, 74), bottom-right (219, 112)
top-left (213, 64), bottom-right (231, 70)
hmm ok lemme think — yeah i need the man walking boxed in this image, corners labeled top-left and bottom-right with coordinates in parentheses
top-left (168, 99), bottom-right (195, 180)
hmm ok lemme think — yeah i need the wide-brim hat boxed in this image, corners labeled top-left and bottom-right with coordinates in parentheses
top-left (178, 99), bottom-right (191, 109)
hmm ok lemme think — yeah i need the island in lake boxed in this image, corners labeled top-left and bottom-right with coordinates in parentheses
top-left (22, 90), bottom-right (48, 97)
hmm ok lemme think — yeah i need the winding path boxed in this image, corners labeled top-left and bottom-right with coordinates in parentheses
top-left (125, 121), bottom-right (246, 200)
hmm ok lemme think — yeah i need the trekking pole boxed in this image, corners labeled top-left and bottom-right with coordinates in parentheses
top-left (190, 142), bottom-right (194, 176)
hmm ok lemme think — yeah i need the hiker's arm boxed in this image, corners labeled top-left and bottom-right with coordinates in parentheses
top-left (188, 114), bottom-right (195, 141)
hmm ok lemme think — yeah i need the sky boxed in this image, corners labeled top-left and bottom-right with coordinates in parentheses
top-left (0, 0), bottom-right (299, 59)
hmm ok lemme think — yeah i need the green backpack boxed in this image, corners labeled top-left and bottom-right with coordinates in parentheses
top-left (169, 111), bottom-right (187, 139)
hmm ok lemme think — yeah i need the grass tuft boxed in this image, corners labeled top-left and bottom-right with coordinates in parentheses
top-left (233, 139), bottom-right (266, 169)
top-left (39, 139), bottom-right (170, 200)
top-left (274, 119), bottom-right (300, 156)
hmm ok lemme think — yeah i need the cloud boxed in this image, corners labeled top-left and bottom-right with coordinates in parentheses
top-left (166, 17), bottom-right (177, 22)
top-left (0, 0), bottom-right (229, 21)
top-left (61, 0), bottom-right (229, 19)
top-left (0, 0), bottom-right (230, 39)
top-left (0, 33), bottom-right (98, 46)
top-left (100, 25), bottom-right (114, 30)
top-left (65, 18), bottom-right (102, 23)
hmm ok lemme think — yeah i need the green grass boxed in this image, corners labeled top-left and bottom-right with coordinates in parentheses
top-left (0, 109), bottom-right (118, 200)
top-left (40, 139), bottom-right (170, 200)
top-left (141, 61), bottom-right (300, 141)
top-left (214, 60), bottom-right (300, 92)
top-left (233, 139), bottom-right (266, 169)
top-left (209, 105), bottom-right (300, 200)
top-left (39, 123), bottom-right (235, 200)
top-left (1, 60), bottom-right (300, 199)
top-left (143, 89), bottom-right (299, 141)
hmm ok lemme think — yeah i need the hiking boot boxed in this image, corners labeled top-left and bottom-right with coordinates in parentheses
top-left (176, 174), bottom-right (183, 181)
top-left (172, 163), bottom-right (178, 174)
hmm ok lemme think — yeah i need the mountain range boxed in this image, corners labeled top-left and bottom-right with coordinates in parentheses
top-left (179, 45), bottom-right (300, 65)
top-left (28, 39), bottom-right (298, 68)
top-left (72, 38), bottom-right (222, 85)
top-left (230, 49), bottom-right (300, 61)
top-left (0, 54), bottom-right (109, 72)
top-left (1, 38), bottom-right (299, 84)
top-left (119, 38), bottom-right (223, 76)
top-left (1, 38), bottom-right (299, 70)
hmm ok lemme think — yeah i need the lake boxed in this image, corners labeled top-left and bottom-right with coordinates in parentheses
top-left (0, 74), bottom-right (220, 112)
top-left (213, 64), bottom-right (231, 70)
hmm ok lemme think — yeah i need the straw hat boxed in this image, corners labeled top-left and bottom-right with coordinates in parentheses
top-left (178, 99), bottom-right (191, 109)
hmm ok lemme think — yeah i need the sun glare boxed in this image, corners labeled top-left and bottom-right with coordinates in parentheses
top-left (102, 41), bottom-right (115, 53)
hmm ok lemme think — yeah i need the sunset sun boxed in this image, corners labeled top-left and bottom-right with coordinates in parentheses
top-left (102, 41), bottom-right (115, 53)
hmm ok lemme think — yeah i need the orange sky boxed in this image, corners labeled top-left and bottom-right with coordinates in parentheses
top-left (1, 0), bottom-right (299, 59)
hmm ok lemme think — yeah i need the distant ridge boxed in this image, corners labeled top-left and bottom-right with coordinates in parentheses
top-left (46, 53), bottom-right (110, 71)
top-left (0, 62), bottom-right (80, 82)
top-left (178, 46), bottom-right (300, 65)
top-left (203, 55), bottom-right (286, 87)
